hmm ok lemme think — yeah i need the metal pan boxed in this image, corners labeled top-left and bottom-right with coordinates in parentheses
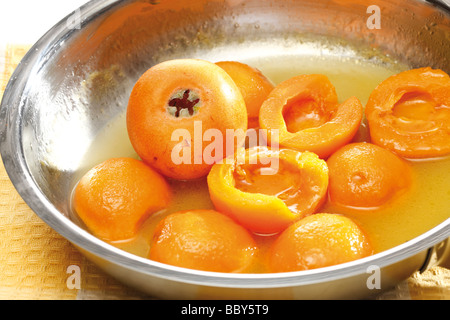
top-left (1, 0), bottom-right (449, 299)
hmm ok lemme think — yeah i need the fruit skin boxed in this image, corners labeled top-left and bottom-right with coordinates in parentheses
top-left (149, 209), bottom-right (257, 273)
top-left (259, 74), bottom-right (363, 159)
top-left (126, 59), bottom-right (247, 180)
top-left (327, 142), bottom-right (412, 208)
top-left (73, 157), bottom-right (172, 242)
top-left (216, 61), bottom-right (275, 128)
top-left (365, 67), bottom-right (450, 159)
top-left (207, 146), bottom-right (329, 235)
top-left (268, 213), bottom-right (373, 272)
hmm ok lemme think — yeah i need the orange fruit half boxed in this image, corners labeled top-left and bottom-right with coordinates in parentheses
top-left (207, 146), bottom-right (329, 234)
top-left (259, 74), bottom-right (363, 158)
top-left (366, 67), bottom-right (450, 159)
top-left (149, 209), bottom-right (257, 273)
top-left (268, 213), bottom-right (373, 272)
top-left (127, 59), bottom-right (248, 180)
top-left (73, 157), bottom-right (171, 242)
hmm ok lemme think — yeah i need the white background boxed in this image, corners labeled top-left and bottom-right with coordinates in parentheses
top-left (0, 0), bottom-right (90, 44)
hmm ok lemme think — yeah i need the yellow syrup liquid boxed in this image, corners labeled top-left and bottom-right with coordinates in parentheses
top-left (75, 54), bottom-right (450, 273)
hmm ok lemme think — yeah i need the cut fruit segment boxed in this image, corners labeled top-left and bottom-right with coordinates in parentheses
top-left (207, 146), bottom-right (329, 234)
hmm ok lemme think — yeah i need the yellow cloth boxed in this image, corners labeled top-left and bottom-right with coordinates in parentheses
top-left (0, 44), bottom-right (148, 300)
top-left (0, 44), bottom-right (448, 300)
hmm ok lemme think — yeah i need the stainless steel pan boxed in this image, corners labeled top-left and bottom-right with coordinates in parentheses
top-left (1, 0), bottom-right (449, 299)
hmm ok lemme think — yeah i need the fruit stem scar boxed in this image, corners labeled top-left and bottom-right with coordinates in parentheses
top-left (168, 89), bottom-right (201, 118)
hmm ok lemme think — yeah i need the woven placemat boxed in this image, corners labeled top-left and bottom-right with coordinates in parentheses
top-left (0, 44), bottom-right (148, 300)
top-left (0, 44), bottom-right (448, 300)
